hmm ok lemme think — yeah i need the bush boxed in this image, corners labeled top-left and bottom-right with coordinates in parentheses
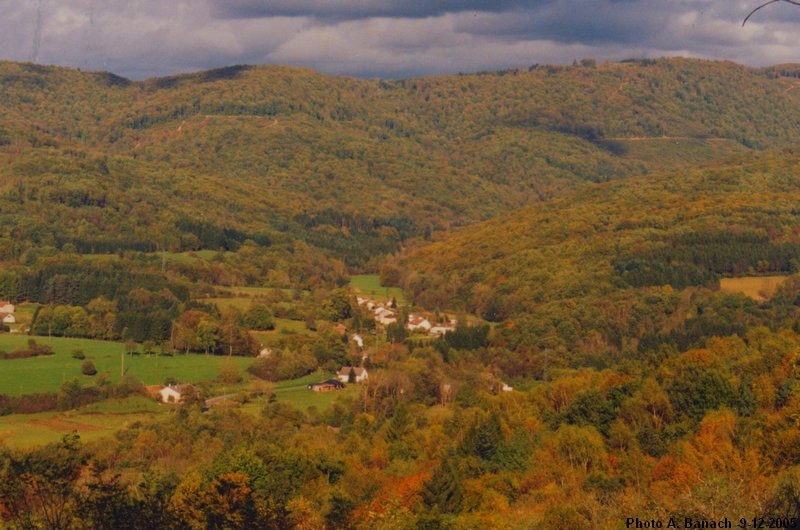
top-left (71, 349), bottom-right (85, 360)
top-left (247, 350), bottom-right (317, 381)
top-left (0, 341), bottom-right (54, 359)
top-left (81, 360), bottom-right (97, 376)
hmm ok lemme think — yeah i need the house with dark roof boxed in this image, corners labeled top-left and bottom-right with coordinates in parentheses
top-left (308, 379), bottom-right (345, 392)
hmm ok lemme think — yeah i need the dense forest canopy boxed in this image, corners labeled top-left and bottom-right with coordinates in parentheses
top-left (3, 58), bottom-right (800, 268)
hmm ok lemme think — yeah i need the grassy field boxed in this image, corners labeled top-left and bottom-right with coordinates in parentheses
top-left (221, 286), bottom-right (293, 297)
top-left (602, 137), bottom-right (750, 167)
top-left (206, 297), bottom-right (255, 311)
top-left (247, 371), bottom-right (358, 413)
top-left (0, 395), bottom-right (165, 448)
top-left (83, 250), bottom-right (233, 265)
top-left (250, 318), bottom-right (316, 347)
top-left (0, 372), bottom-right (355, 448)
top-left (350, 274), bottom-right (405, 304)
top-left (205, 286), bottom-right (296, 312)
top-left (719, 275), bottom-right (790, 303)
top-left (0, 335), bottom-right (253, 396)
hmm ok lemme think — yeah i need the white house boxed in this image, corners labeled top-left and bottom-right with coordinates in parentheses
top-left (1, 313), bottom-right (15, 325)
top-left (430, 322), bottom-right (456, 336)
top-left (351, 333), bottom-right (364, 348)
top-left (407, 315), bottom-right (432, 332)
top-left (376, 310), bottom-right (397, 326)
top-left (158, 384), bottom-right (196, 403)
top-left (0, 302), bottom-right (14, 314)
top-left (338, 366), bottom-right (368, 383)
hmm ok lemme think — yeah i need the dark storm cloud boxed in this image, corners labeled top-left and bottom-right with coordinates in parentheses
top-left (0, 0), bottom-right (798, 80)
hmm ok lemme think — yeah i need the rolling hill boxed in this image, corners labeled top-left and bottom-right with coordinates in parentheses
top-left (2, 58), bottom-right (800, 269)
top-left (392, 147), bottom-right (800, 364)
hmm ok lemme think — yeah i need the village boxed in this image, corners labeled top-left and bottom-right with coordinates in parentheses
top-left (150, 293), bottom-right (462, 403)
top-left (302, 294), bottom-right (462, 394)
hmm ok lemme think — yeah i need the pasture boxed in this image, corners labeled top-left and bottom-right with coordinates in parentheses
top-left (250, 318), bottom-right (316, 347)
top-left (0, 335), bottom-right (253, 396)
top-left (0, 371), bottom-right (356, 448)
top-left (0, 395), bottom-right (164, 448)
top-left (719, 275), bottom-right (790, 303)
top-left (349, 274), bottom-right (405, 304)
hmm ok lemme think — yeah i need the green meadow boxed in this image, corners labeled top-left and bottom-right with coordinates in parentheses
top-left (0, 395), bottom-right (165, 448)
top-left (0, 335), bottom-right (252, 396)
top-left (0, 371), bottom-right (357, 448)
top-left (349, 274), bottom-right (405, 304)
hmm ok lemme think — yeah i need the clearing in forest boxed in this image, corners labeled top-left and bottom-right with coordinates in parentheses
top-left (719, 275), bottom-right (790, 303)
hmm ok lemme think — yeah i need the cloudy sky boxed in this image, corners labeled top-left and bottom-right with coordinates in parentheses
top-left (1, 0), bottom-right (799, 80)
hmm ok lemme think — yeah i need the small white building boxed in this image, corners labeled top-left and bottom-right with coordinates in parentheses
top-left (430, 322), bottom-right (456, 336)
top-left (351, 333), bottom-right (364, 348)
top-left (375, 309), bottom-right (397, 326)
top-left (338, 366), bottom-right (368, 383)
top-left (158, 384), bottom-right (196, 403)
top-left (407, 315), bottom-right (432, 332)
top-left (1, 313), bottom-right (15, 325)
top-left (0, 302), bottom-right (14, 314)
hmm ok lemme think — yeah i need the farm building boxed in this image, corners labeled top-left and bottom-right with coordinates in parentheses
top-left (0, 302), bottom-right (14, 314)
top-left (430, 321), bottom-right (457, 336)
top-left (338, 366), bottom-right (368, 383)
top-left (308, 379), bottom-right (345, 392)
top-left (157, 384), bottom-right (196, 403)
top-left (407, 315), bottom-right (432, 332)
top-left (374, 309), bottom-right (397, 326)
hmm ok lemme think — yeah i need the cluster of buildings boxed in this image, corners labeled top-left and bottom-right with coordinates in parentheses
top-left (305, 295), bottom-right (461, 394)
top-left (355, 296), bottom-right (457, 336)
top-left (357, 296), bottom-right (398, 327)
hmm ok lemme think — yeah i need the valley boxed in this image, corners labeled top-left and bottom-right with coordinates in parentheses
top-left (2, 58), bottom-right (800, 529)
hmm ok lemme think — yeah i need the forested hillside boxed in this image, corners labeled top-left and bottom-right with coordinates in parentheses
top-left (3, 58), bottom-right (800, 268)
top-left (5, 58), bottom-right (800, 529)
top-left (393, 147), bottom-right (800, 366)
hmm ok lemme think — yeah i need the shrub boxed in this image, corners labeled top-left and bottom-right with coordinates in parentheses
top-left (81, 360), bottom-right (97, 376)
top-left (71, 349), bottom-right (85, 360)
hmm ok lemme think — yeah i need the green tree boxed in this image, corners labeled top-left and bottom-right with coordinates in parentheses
top-left (197, 318), bottom-right (220, 355)
top-left (242, 304), bottom-right (275, 331)
top-left (386, 322), bottom-right (407, 344)
top-left (422, 460), bottom-right (463, 514)
top-left (318, 289), bottom-right (352, 322)
top-left (78, 466), bottom-right (136, 530)
top-left (0, 433), bottom-right (86, 530)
